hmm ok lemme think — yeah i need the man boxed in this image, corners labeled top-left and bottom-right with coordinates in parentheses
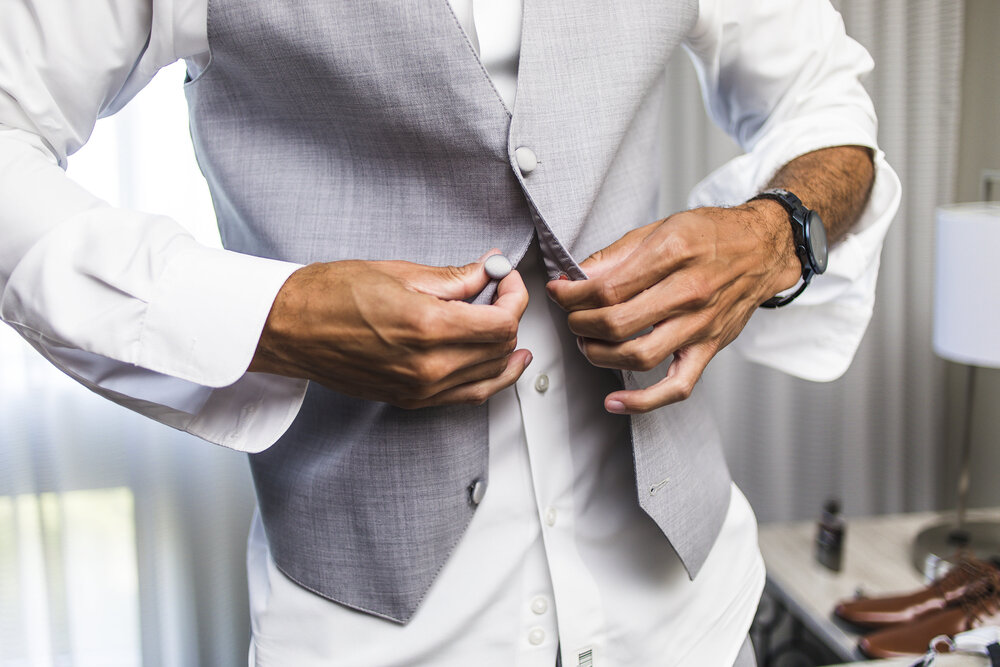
top-left (0, 0), bottom-right (899, 664)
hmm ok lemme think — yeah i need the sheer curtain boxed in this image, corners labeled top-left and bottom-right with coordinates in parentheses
top-left (0, 64), bottom-right (256, 667)
top-left (0, 2), bottom-right (967, 665)
top-left (662, 0), bottom-right (965, 523)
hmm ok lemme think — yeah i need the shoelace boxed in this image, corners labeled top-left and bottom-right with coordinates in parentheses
top-left (932, 557), bottom-right (998, 601)
top-left (850, 556), bottom-right (993, 601)
top-left (958, 568), bottom-right (1000, 625)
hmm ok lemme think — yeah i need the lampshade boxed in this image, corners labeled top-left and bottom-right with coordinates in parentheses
top-left (933, 203), bottom-right (1000, 368)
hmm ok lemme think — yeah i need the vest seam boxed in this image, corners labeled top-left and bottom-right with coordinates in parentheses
top-left (438, 0), bottom-right (513, 119)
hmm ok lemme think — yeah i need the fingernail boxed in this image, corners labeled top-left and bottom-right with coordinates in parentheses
top-left (558, 273), bottom-right (569, 281)
top-left (606, 399), bottom-right (626, 414)
top-left (524, 352), bottom-right (533, 367)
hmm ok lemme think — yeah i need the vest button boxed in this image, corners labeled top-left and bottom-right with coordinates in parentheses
top-left (514, 146), bottom-right (538, 175)
top-left (469, 478), bottom-right (487, 505)
top-left (483, 254), bottom-right (513, 280)
top-left (534, 374), bottom-right (549, 393)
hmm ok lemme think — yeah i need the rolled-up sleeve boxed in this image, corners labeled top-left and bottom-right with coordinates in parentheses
top-left (684, 0), bottom-right (901, 381)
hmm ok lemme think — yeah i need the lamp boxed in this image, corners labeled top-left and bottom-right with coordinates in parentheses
top-left (911, 202), bottom-right (1000, 578)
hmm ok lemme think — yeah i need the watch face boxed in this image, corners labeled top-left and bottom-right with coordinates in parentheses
top-left (807, 211), bottom-right (829, 274)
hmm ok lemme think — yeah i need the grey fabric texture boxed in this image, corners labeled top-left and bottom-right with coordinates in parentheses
top-left (186, 0), bottom-right (727, 624)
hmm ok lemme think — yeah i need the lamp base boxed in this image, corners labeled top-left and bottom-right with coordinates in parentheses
top-left (911, 518), bottom-right (1000, 581)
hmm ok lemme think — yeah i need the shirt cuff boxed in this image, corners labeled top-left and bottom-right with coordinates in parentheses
top-left (3, 204), bottom-right (308, 451)
top-left (19, 336), bottom-right (307, 454)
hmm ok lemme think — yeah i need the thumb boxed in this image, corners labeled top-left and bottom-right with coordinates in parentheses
top-left (404, 256), bottom-right (494, 301)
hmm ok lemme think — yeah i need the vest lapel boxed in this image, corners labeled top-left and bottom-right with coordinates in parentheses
top-left (511, 0), bottom-right (698, 256)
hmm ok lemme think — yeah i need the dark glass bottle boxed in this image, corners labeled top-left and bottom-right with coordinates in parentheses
top-left (815, 499), bottom-right (845, 572)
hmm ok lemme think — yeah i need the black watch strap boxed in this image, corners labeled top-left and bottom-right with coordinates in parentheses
top-left (749, 188), bottom-right (818, 309)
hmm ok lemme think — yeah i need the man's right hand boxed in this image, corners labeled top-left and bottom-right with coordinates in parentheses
top-left (248, 255), bottom-right (531, 409)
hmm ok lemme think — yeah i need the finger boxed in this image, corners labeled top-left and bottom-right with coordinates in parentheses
top-left (402, 254), bottom-right (497, 301)
top-left (403, 339), bottom-right (518, 381)
top-left (546, 246), bottom-right (662, 313)
top-left (491, 269), bottom-right (529, 320)
top-left (545, 225), bottom-right (653, 310)
top-left (429, 271), bottom-right (527, 344)
top-left (409, 352), bottom-right (517, 400)
top-left (603, 343), bottom-right (715, 414)
top-left (564, 282), bottom-right (678, 341)
top-left (576, 227), bottom-right (647, 279)
top-left (575, 303), bottom-right (715, 370)
top-left (405, 349), bottom-right (533, 408)
top-left (566, 268), bottom-right (728, 342)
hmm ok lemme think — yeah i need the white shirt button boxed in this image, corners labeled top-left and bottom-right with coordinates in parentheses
top-left (534, 374), bottom-right (549, 393)
top-left (530, 596), bottom-right (548, 615)
top-left (515, 146), bottom-right (538, 175)
top-left (544, 507), bottom-right (557, 527)
top-left (469, 478), bottom-right (487, 505)
top-left (528, 627), bottom-right (545, 645)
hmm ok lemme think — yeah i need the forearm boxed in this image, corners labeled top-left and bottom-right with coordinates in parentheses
top-left (766, 145), bottom-right (875, 244)
top-left (736, 144), bottom-right (877, 298)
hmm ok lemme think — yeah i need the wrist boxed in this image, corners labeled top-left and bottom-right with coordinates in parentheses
top-left (249, 264), bottom-right (317, 376)
top-left (738, 199), bottom-right (802, 297)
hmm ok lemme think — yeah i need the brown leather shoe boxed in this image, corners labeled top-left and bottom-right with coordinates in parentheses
top-left (834, 557), bottom-right (1000, 629)
top-left (858, 568), bottom-right (1000, 658)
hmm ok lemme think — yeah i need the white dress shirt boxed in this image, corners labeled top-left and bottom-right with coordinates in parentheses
top-left (0, 0), bottom-right (900, 665)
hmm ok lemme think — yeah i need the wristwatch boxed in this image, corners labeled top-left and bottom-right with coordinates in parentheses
top-left (750, 188), bottom-right (828, 308)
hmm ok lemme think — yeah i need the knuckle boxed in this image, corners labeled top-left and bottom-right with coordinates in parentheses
top-left (412, 356), bottom-right (448, 384)
top-left (688, 276), bottom-right (713, 306)
top-left (490, 357), bottom-right (509, 377)
top-left (675, 275), bottom-right (710, 308)
top-left (636, 351), bottom-right (660, 373)
top-left (604, 312), bottom-right (633, 342)
top-left (502, 338), bottom-right (517, 355)
top-left (597, 280), bottom-right (624, 308)
top-left (674, 378), bottom-right (696, 401)
top-left (663, 233), bottom-right (693, 261)
top-left (439, 264), bottom-right (470, 289)
top-left (627, 342), bottom-right (660, 372)
top-left (498, 314), bottom-right (519, 340)
top-left (464, 385), bottom-right (491, 406)
top-left (443, 264), bottom-right (465, 280)
top-left (405, 308), bottom-right (441, 342)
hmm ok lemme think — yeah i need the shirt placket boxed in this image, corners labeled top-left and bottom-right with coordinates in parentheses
top-left (512, 249), bottom-right (609, 666)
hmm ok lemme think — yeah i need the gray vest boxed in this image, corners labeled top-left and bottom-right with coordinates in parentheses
top-left (186, 0), bottom-right (731, 624)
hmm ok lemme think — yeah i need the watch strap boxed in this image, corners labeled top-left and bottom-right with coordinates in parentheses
top-left (749, 188), bottom-right (812, 309)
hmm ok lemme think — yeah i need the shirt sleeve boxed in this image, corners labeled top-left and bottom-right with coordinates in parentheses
top-left (684, 0), bottom-right (901, 382)
top-left (0, 0), bottom-right (307, 452)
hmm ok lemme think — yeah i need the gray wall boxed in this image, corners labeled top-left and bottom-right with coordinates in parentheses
top-left (947, 0), bottom-right (1000, 509)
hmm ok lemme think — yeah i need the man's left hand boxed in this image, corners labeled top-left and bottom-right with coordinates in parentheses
top-left (546, 204), bottom-right (801, 414)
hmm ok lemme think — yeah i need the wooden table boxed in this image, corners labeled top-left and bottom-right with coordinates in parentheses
top-left (755, 508), bottom-right (1000, 666)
